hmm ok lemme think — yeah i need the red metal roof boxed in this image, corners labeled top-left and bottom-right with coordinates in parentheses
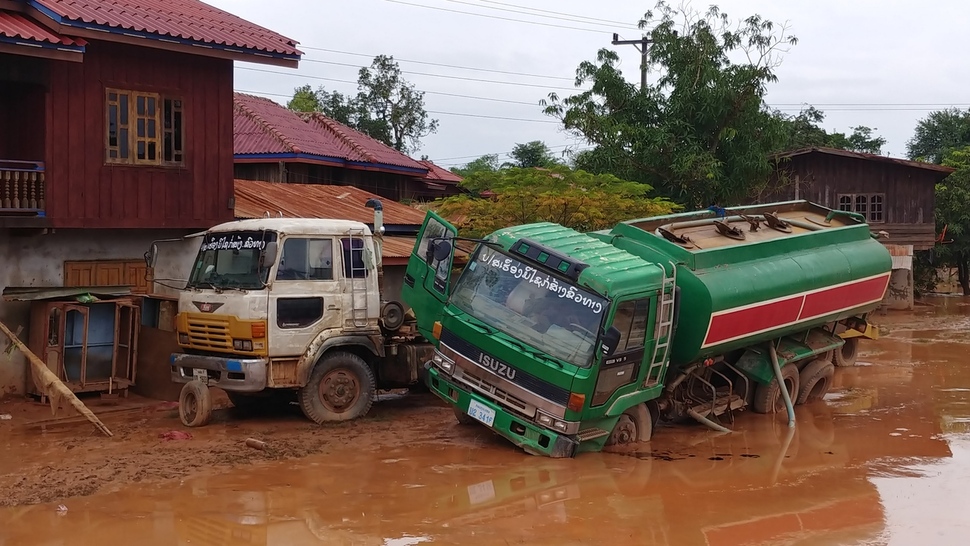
top-left (418, 160), bottom-right (462, 184)
top-left (0, 10), bottom-right (86, 47)
top-left (31, 0), bottom-right (300, 57)
top-left (233, 93), bottom-right (428, 173)
top-left (234, 179), bottom-right (428, 226)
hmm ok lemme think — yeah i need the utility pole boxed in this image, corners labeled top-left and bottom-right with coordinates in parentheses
top-left (612, 33), bottom-right (652, 90)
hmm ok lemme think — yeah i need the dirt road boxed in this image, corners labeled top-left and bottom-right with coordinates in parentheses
top-left (2, 298), bottom-right (970, 545)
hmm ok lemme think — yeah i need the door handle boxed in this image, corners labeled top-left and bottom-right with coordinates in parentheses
top-left (328, 305), bottom-right (341, 311)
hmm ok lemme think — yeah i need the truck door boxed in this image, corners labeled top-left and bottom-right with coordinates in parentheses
top-left (402, 211), bottom-right (458, 341)
top-left (269, 236), bottom-right (342, 357)
top-left (592, 298), bottom-right (652, 407)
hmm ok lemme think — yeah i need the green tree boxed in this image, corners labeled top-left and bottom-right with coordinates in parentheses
top-left (452, 154), bottom-right (500, 177)
top-left (505, 141), bottom-right (560, 168)
top-left (433, 165), bottom-right (678, 238)
top-left (772, 107), bottom-right (886, 154)
top-left (288, 55), bottom-right (438, 154)
top-left (907, 108), bottom-right (970, 164)
top-left (543, 2), bottom-right (797, 207)
top-left (933, 146), bottom-right (970, 294)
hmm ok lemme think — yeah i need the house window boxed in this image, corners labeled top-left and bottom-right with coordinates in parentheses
top-left (106, 88), bottom-right (184, 166)
top-left (836, 193), bottom-right (885, 223)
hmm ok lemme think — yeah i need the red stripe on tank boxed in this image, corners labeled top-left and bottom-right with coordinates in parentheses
top-left (704, 296), bottom-right (803, 347)
top-left (798, 274), bottom-right (891, 320)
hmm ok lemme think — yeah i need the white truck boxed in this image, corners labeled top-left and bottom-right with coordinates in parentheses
top-left (146, 201), bottom-right (435, 427)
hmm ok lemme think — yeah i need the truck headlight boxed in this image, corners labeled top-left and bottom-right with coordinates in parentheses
top-left (537, 411), bottom-right (569, 433)
top-left (178, 333), bottom-right (189, 344)
top-left (432, 351), bottom-right (454, 374)
top-left (233, 339), bottom-right (253, 351)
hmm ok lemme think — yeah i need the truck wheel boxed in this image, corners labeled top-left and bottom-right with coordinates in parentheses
top-left (796, 359), bottom-right (835, 405)
top-left (833, 338), bottom-right (859, 367)
top-left (605, 403), bottom-right (653, 452)
top-left (453, 406), bottom-right (477, 425)
top-left (299, 352), bottom-right (375, 424)
top-left (752, 363), bottom-right (799, 414)
top-left (179, 380), bottom-right (213, 427)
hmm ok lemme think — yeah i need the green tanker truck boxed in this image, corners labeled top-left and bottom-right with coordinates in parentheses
top-left (402, 200), bottom-right (891, 458)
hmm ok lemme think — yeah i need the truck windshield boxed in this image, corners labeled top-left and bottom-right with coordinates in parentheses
top-left (187, 230), bottom-right (277, 290)
top-left (451, 247), bottom-right (607, 368)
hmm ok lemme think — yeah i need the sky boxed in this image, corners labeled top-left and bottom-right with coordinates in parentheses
top-left (211, 0), bottom-right (970, 169)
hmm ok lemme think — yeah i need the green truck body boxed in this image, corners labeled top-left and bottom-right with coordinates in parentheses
top-left (402, 201), bottom-right (892, 457)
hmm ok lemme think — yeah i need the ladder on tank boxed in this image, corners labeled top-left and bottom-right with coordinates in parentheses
top-left (645, 261), bottom-right (677, 387)
top-left (346, 228), bottom-right (370, 328)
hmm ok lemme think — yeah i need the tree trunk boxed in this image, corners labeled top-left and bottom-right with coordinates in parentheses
top-left (959, 257), bottom-right (970, 296)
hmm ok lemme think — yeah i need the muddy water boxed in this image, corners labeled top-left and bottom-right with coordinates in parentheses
top-left (3, 300), bottom-right (970, 545)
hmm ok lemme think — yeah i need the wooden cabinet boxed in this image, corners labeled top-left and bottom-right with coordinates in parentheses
top-left (64, 260), bottom-right (150, 294)
top-left (27, 298), bottom-right (140, 396)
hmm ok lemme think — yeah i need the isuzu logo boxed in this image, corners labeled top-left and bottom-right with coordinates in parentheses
top-left (478, 353), bottom-right (516, 381)
top-left (193, 301), bottom-right (224, 313)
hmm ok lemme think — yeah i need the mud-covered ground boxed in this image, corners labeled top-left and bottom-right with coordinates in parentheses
top-left (0, 389), bottom-right (457, 507)
top-left (2, 298), bottom-right (970, 545)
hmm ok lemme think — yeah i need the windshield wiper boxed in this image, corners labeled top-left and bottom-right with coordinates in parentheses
top-left (495, 330), bottom-right (564, 369)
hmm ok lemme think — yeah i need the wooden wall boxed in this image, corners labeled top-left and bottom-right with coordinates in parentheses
top-left (44, 41), bottom-right (235, 229)
top-left (767, 153), bottom-right (944, 249)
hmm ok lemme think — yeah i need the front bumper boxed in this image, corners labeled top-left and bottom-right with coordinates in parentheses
top-left (426, 364), bottom-right (579, 458)
top-left (170, 353), bottom-right (268, 392)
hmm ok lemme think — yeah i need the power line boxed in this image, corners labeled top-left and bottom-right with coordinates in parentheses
top-left (384, 0), bottom-right (614, 34)
top-left (479, 0), bottom-right (636, 27)
top-left (300, 46), bottom-right (575, 82)
top-left (238, 65), bottom-right (581, 91)
top-left (441, 0), bottom-right (639, 30)
top-left (234, 89), bottom-right (555, 124)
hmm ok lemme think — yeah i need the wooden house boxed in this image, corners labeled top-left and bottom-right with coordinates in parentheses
top-left (0, 0), bottom-right (301, 398)
top-left (767, 147), bottom-right (955, 309)
top-left (232, 93), bottom-right (462, 202)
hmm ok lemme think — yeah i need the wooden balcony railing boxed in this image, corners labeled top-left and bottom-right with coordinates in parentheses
top-left (0, 160), bottom-right (45, 216)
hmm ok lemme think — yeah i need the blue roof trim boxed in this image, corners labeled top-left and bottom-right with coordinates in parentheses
top-left (0, 35), bottom-right (84, 53)
top-left (27, 0), bottom-right (299, 62)
top-left (235, 152), bottom-right (430, 176)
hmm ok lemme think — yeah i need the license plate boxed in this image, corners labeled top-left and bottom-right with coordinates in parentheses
top-left (193, 368), bottom-right (209, 385)
top-left (467, 399), bottom-right (495, 427)
top-left (467, 479), bottom-right (496, 505)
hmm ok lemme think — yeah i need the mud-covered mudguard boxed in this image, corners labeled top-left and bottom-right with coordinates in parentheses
top-left (297, 329), bottom-right (383, 385)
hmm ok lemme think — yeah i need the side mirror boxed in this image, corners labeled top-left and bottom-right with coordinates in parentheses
top-left (144, 243), bottom-right (158, 269)
top-left (261, 241), bottom-right (278, 268)
top-left (600, 326), bottom-right (621, 357)
top-left (432, 239), bottom-right (453, 262)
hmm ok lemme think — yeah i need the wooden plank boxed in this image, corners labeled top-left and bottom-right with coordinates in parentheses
top-left (64, 262), bottom-right (95, 287)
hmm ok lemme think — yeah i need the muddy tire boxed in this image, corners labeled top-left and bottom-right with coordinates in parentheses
top-left (299, 352), bottom-right (375, 424)
top-left (833, 338), bottom-right (859, 367)
top-left (752, 363), bottom-right (799, 414)
top-left (179, 380), bottom-right (213, 427)
top-left (604, 403), bottom-right (653, 452)
top-left (453, 406), bottom-right (477, 425)
top-left (796, 359), bottom-right (835, 405)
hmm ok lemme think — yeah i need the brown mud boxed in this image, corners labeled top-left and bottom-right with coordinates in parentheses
top-left (2, 297), bottom-right (970, 544)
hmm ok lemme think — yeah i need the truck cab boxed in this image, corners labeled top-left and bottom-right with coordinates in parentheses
top-left (403, 213), bottom-right (673, 458)
top-left (154, 217), bottom-right (434, 427)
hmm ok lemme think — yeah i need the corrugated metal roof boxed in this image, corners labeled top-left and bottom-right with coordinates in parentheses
top-left (0, 10), bottom-right (86, 47)
top-left (234, 179), bottom-right (428, 226)
top-left (773, 147), bottom-right (956, 175)
top-left (418, 160), bottom-right (462, 184)
top-left (233, 93), bottom-right (429, 173)
top-left (31, 0), bottom-right (300, 56)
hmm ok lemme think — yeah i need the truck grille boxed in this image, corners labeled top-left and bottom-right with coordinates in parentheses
top-left (187, 316), bottom-right (231, 350)
top-left (453, 367), bottom-right (532, 417)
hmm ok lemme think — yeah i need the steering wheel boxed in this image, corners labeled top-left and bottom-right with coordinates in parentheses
top-left (568, 323), bottom-right (596, 339)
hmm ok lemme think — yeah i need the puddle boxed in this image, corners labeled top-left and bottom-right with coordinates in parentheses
top-left (2, 297), bottom-right (970, 544)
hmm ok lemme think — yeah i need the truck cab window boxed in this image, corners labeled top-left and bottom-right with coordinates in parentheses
top-left (340, 237), bottom-right (368, 278)
top-left (611, 299), bottom-right (651, 353)
top-left (278, 238), bottom-right (334, 281)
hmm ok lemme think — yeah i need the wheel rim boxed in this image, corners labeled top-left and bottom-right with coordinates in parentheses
top-left (841, 341), bottom-right (855, 358)
top-left (607, 414), bottom-right (638, 446)
top-left (808, 376), bottom-right (830, 401)
top-left (319, 369), bottom-right (361, 413)
top-left (774, 377), bottom-right (797, 412)
top-left (184, 393), bottom-right (198, 422)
